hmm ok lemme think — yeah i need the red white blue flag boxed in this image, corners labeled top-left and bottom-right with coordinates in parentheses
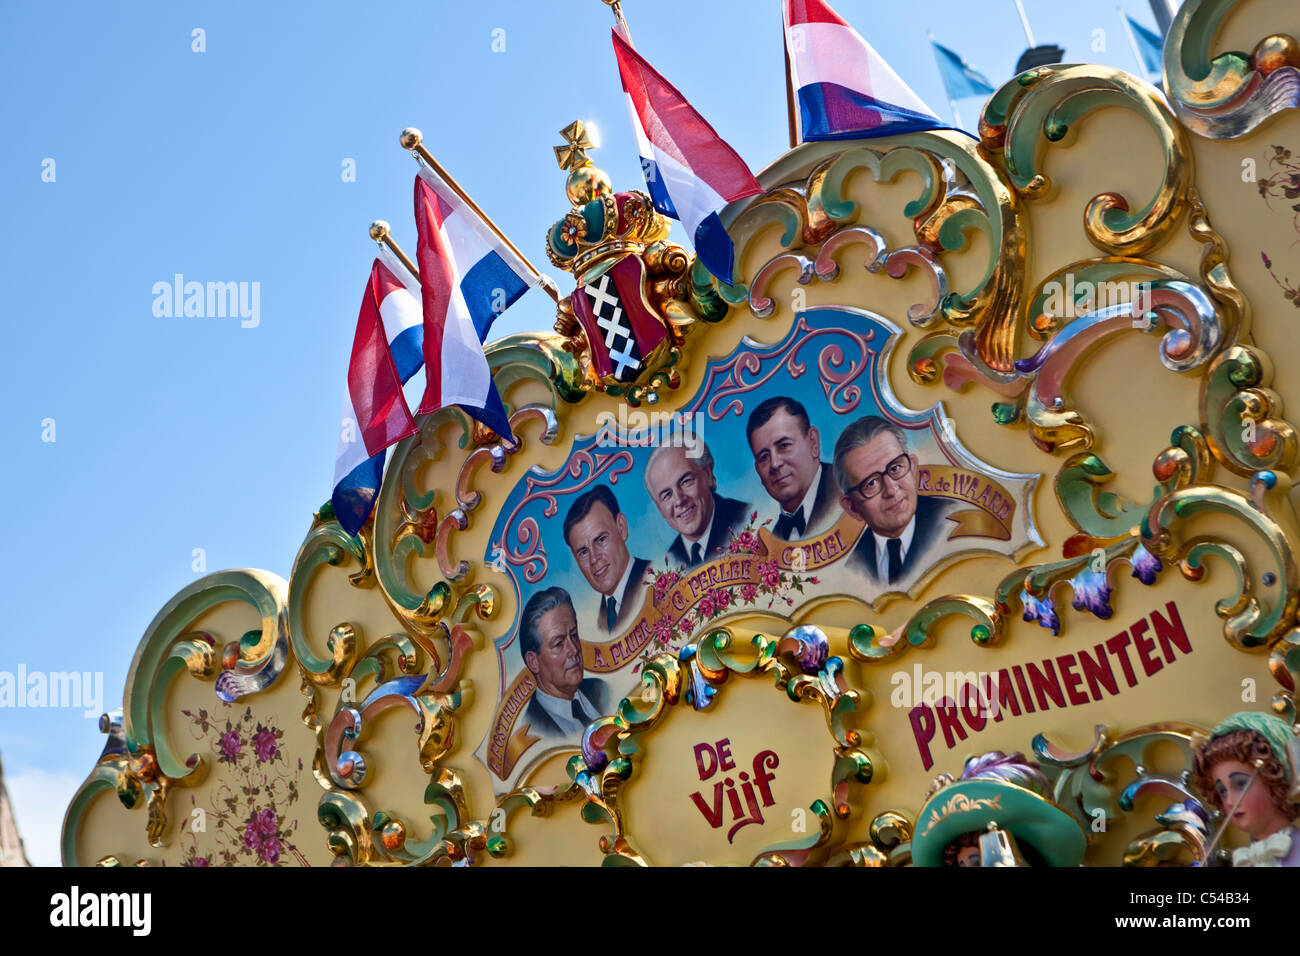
top-left (784, 0), bottom-right (953, 142)
top-left (331, 249), bottom-right (426, 534)
top-left (413, 172), bottom-right (514, 440)
top-left (612, 28), bottom-right (762, 285)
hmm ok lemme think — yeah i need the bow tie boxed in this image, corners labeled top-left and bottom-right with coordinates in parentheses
top-left (1232, 828), bottom-right (1293, 867)
top-left (776, 506), bottom-right (806, 539)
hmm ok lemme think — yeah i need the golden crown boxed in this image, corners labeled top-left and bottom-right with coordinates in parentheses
top-left (545, 120), bottom-right (671, 281)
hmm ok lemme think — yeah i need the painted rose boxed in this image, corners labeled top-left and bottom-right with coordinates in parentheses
top-left (759, 559), bottom-right (781, 589)
top-left (653, 569), bottom-right (681, 604)
top-left (714, 587), bottom-right (732, 610)
top-left (253, 727), bottom-right (278, 763)
top-left (652, 615), bottom-right (675, 646)
top-left (740, 582), bottom-right (758, 603)
top-left (259, 836), bottom-right (281, 865)
top-left (219, 730), bottom-right (241, 762)
top-left (698, 592), bottom-right (717, 618)
top-left (255, 807), bottom-right (279, 837)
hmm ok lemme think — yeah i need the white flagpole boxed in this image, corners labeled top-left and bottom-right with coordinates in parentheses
top-left (1012, 0), bottom-right (1036, 47)
top-left (1119, 7), bottom-right (1149, 77)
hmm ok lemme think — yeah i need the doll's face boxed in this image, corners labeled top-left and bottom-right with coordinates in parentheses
top-left (1212, 759), bottom-right (1292, 841)
top-left (956, 843), bottom-right (982, 867)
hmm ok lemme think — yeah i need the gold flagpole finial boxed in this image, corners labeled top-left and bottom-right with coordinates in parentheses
top-left (399, 126), bottom-right (559, 302)
top-left (368, 219), bottom-right (420, 280)
top-left (603, 0), bottom-right (630, 36)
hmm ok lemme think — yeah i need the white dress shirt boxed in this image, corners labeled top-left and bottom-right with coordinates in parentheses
top-left (780, 473), bottom-right (823, 532)
top-left (681, 504), bottom-right (717, 564)
top-left (603, 557), bottom-right (638, 625)
top-left (874, 515), bottom-right (917, 577)
top-left (532, 686), bottom-right (600, 737)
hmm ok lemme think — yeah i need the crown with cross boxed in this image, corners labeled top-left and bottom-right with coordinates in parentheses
top-left (545, 120), bottom-right (671, 281)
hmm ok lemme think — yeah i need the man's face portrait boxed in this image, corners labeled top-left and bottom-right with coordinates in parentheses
top-left (645, 446), bottom-right (716, 540)
top-left (749, 406), bottom-right (821, 513)
top-left (566, 501), bottom-right (631, 597)
top-left (523, 602), bottom-right (584, 700)
top-left (838, 430), bottom-right (918, 538)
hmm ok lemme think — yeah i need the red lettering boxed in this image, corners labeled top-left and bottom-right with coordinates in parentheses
top-left (1078, 643), bottom-right (1118, 699)
top-left (909, 704), bottom-right (938, 770)
top-left (1131, 619), bottom-right (1162, 676)
top-left (690, 783), bottom-right (725, 828)
top-left (1152, 601), bottom-right (1192, 661)
top-left (1056, 654), bottom-right (1089, 706)
top-left (752, 750), bottom-right (779, 807)
top-left (716, 738), bottom-right (735, 772)
top-left (935, 696), bottom-right (968, 749)
top-left (959, 682), bottom-right (986, 731)
top-left (994, 668), bottom-right (1021, 719)
top-left (1025, 659), bottom-right (1065, 710)
top-left (1104, 631), bottom-right (1139, 687)
top-left (694, 742), bottom-right (718, 780)
top-left (1012, 665), bottom-right (1035, 713)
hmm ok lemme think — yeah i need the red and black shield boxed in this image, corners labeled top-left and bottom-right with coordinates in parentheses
top-left (571, 255), bottom-right (667, 383)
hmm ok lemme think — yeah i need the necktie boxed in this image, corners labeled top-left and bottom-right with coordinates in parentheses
top-left (690, 542), bottom-right (702, 565)
top-left (605, 594), bottom-right (617, 631)
top-left (571, 698), bottom-right (586, 722)
top-left (777, 506), bottom-right (806, 539)
top-left (887, 538), bottom-right (903, 583)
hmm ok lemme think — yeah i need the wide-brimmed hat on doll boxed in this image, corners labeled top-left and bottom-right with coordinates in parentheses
top-left (911, 750), bottom-right (1087, 867)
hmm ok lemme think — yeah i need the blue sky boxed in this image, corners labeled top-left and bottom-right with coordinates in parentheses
top-left (0, 0), bottom-right (1170, 865)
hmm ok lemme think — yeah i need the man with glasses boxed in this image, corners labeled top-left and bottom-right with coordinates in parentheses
top-left (833, 415), bottom-right (953, 585)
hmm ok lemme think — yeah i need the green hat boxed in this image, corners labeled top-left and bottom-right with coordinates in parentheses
top-left (911, 778), bottom-right (1087, 867)
top-left (1211, 711), bottom-right (1294, 779)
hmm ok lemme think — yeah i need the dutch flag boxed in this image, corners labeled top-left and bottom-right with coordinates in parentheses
top-left (613, 28), bottom-right (763, 285)
top-left (412, 171), bottom-right (514, 439)
top-left (784, 0), bottom-right (955, 142)
top-left (331, 248), bottom-right (426, 535)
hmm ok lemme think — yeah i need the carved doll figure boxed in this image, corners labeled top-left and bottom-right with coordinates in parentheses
top-left (1191, 711), bottom-right (1300, 867)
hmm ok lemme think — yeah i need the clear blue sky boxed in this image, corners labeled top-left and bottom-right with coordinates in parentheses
top-left (0, 0), bottom-right (1170, 865)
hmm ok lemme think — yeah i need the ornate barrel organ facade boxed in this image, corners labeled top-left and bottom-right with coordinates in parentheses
top-left (64, 0), bottom-right (1300, 867)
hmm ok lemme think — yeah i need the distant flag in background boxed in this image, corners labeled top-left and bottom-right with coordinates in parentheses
top-left (612, 28), bottom-right (763, 285)
top-left (1123, 13), bottom-right (1164, 77)
top-left (331, 248), bottom-right (426, 535)
top-left (783, 0), bottom-right (953, 142)
top-left (930, 38), bottom-right (994, 129)
top-left (931, 41), bottom-right (994, 100)
top-left (413, 172), bottom-right (515, 440)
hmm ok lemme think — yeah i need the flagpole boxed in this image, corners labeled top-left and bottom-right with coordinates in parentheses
top-left (784, 27), bottom-right (799, 148)
top-left (604, 0), bottom-right (632, 43)
top-left (1012, 0), bottom-right (1036, 47)
top-left (1118, 7), bottom-right (1148, 77)
top-left (368, 220), bottom-right (420, 281)
top-left (399, 127), bottom-right (560, 303)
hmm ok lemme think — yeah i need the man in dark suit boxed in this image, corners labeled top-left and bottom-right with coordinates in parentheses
top-left (746, 395), bottom-right (840, 540)
top-left (833, 415), bottom-right (954, 585)
top-left (644, 442), bottom-right (750, 569)
top-left (518, 587), bottom-right (612, 740)
top-left (563, 484), bottom-right (650, 636)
